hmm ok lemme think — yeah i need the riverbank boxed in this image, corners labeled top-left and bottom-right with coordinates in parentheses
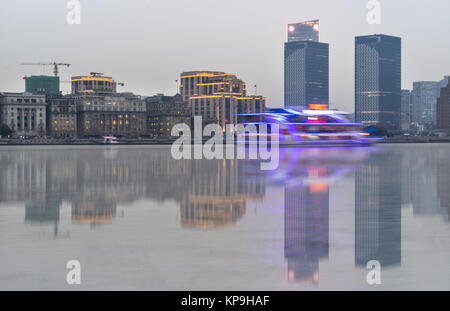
top-left (2, 136), bottom-right (450, 146)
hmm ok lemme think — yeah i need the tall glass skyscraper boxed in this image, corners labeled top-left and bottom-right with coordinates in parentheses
top-left (355, 34), bottom-right (401, 131)
top-left (287, 20), bottom-right (320, 42)
top-left (284, 20), bottom-right (329, 108)
top-left (411, 81), bottom-right (440, 126)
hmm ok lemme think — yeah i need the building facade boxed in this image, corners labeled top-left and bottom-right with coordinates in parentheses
top-left (284, 20), bottom-right (328, 109)
top-left (401, 90), bottom-right (412, 131)
top-left (437, 81), bottom-right (450, 130)
top-left (76, 92), bottom-right (146, 137)
top-left (146, 94), bottom-right (191, 137)
top-left (180, 71), bottom-right (265, 129)
top-left (46, 95), bottom-right (78, 138)
top-left (355, 34), bottom-right (401, 131)
top-left (0, 92), bottom-right (46, 137)
top-left (287, 20), bottom-right (320, 42)
top-left (25, 75), bottom-right (60, 95)
top-left (411, 81), bottom-right (440, 127)
top-left (71, 74), bottom-right (117, 94)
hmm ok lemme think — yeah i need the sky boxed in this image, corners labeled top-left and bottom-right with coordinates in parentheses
top-left (1, 0), bottom-right (449, 112)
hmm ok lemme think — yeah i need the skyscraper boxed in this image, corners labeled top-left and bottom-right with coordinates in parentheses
top-left (437, 80), bottom-right (450, 130)
top-left (401, 90), bottom-right (412, 131)
top-left (284, 20), bottom-right (329, 108)
top-left (287, 20), bottom-right (320, 42)
top-left (355, 34), bottom-right (401, 131)
top-left (411, 81), bottom-right (440, 126)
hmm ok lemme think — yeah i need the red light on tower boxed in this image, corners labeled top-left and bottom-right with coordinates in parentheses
top-left (288, 25), bottom-right (295, 32)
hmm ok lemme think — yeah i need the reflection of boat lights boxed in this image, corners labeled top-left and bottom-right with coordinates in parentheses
top-left (288, 270), bottom-right (295, 281)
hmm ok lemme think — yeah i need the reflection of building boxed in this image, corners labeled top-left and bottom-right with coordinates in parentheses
top-left (180, 160), bottom-right (264, 229)
top-left (285, 174), bottom-right (329, 285)
top-left (146, 94), bottom-right (191, 137)
top-left (355, 152), bottom-right (402, 267)
top-left (72, 200), bottom-right (117, 226)
top-left (355, 35), bottom-right (401, 131)
top-left (284, 20), bottom-right (328, 108)
top-left (180, 71), bottom-right (265, 129)
top-left (25, 201), bottom-right (61, 224)
top-left (0, 92), bottom-right (47, 136)
top-left (437, 156), bottom-right (450, 221)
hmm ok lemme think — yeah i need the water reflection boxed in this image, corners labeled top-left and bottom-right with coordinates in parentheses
top-left (355, 150), bottom-right (402, 268)
top-left (0, 145), bottom-right (449, 289)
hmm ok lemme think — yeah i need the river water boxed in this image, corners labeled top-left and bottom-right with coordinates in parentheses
top-left (0, 144), bottom-right (449, 290)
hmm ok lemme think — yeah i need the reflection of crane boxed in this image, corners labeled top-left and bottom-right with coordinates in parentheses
top-left (21, 62), bottom-right (71, 76)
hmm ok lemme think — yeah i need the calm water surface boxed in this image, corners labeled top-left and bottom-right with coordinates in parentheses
top-left (0, 144), bottom-right (449, 290)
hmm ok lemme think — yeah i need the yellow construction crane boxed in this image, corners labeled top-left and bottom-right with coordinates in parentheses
top-left (21, 62), bottom-right (71, 76)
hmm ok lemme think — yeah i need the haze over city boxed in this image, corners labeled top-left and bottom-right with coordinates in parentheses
top-left (1, 0), bottom-right (450, 112)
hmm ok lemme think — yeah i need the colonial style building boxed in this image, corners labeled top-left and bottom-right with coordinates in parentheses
top-left (0, 92), bottom-right (46, 137)
top-left (46, 95), bottom-right (78, 138)
top-left (180, 71), bottom-right (266, 129)
top-left (76, 92), bottom-right (146, 137)
top-left (146, 94), bottom-right (191, 138)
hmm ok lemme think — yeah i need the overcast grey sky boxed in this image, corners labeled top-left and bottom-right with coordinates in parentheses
top-left (1, 0), bottom-right (449, 112)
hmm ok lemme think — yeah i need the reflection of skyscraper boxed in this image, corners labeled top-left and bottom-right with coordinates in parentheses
top-left (355, 35), bottom-right (401, 131)
top-left (285, 20), bottom-right (329, 108)
top-left (355, 152), bottom-right (402, 267)
top-left (285, 178), bottom-right (329, 285)
top-left (437, 156), bottom-right (450, 222)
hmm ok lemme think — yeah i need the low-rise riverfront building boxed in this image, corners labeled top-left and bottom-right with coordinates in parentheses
top-left (46, 95), bottom-right (78, 138)
top-left (146, 94), bottom-right (191, 138)
top-left (76, 92), bottom-right (146, 137)
top-left (0, 92), bottom-right (46, 137)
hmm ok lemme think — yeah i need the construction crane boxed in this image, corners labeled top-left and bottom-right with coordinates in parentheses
top-left (21, 62), bottom-right (71, 76)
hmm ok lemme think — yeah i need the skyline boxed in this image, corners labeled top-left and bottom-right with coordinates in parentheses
top-left (0, 0), bottom-right (449, 112)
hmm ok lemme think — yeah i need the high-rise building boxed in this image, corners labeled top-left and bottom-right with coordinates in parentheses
top-left (401, 90), bottom-right (412, 131)
top-left (440, 76), bottom-right (449, 88)
top-left (411, 81), bottom-right (440, 126)
top-left (355, 34), bottom-right (401, 131)
top-left (437, 80), bottom-right (450, 130)
top-left (25, 75), bottom-right (60, 95)
top-left (284, 20), bottom-right (329, 108)
top-left (287, 20), bottom-right (320, 42)
top-left (180, 71), bottom-right (265, 129)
